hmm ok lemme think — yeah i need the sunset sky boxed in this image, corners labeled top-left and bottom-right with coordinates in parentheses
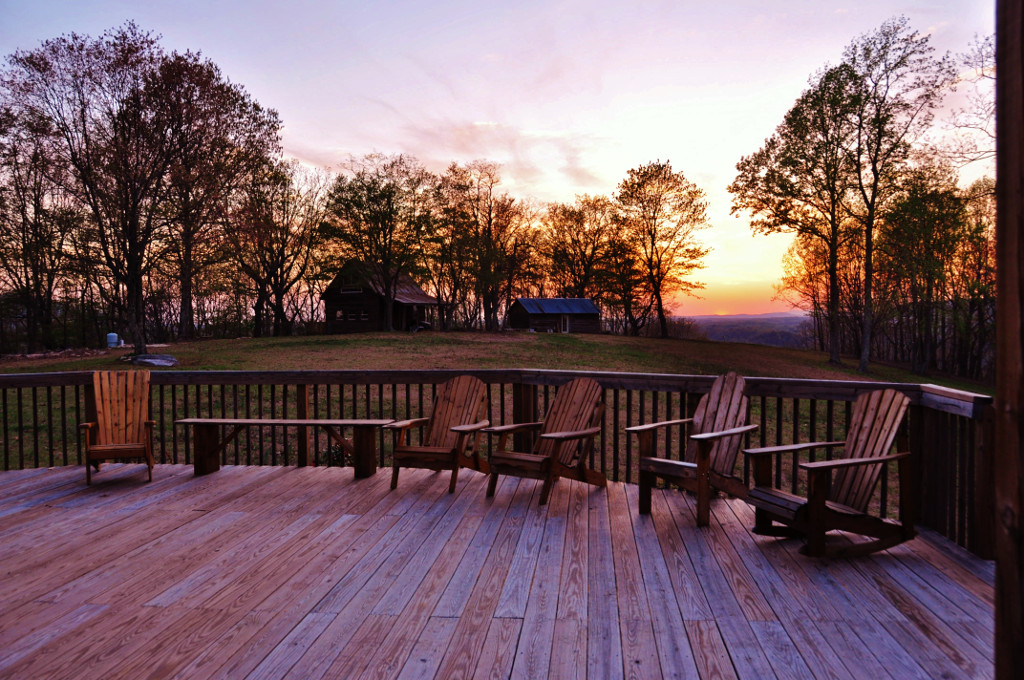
top-left (0, 1), bottom-right (994, 315)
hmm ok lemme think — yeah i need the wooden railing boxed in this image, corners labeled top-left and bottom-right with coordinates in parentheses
top-left (0, 369), bottom-right (995, 558)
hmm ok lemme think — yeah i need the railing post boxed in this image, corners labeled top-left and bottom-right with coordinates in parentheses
top-left (973, 403), bottom-right (997, 559)
top-left (908, 404), bottom-right (930, 533)
top-left (512, 382), bottom-right (538, 452)
top-left (296, 384), bottom-right (311, 467)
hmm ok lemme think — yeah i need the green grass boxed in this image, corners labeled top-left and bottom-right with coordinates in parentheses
top-left (0, 331), bottom-right (993, 395)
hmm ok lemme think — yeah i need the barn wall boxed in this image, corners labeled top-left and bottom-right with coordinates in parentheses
top-left (324, 291), bottom-right (382, 334)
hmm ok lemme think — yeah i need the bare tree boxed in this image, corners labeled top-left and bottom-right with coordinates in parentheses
top-left (2, 23), bottom-right (180, 353)
top-left (156, 51), bottom-right (281, 340)
top-left (228, 159), bottom-right (327, 337)
top-left (946, 34), bottom-right (995, 166)
top-left (730, 65), bottom-right (860, 364)
top-left (616, 160), bottom-right (710, 338)
top-left (540, 194), bottom-right (614, 300)
top-left (324, 154), bottom-right (433, 331)
top-left (842, 16), bottom-right (956, 372)
top-left (0, 107), bottom-right (78, 351)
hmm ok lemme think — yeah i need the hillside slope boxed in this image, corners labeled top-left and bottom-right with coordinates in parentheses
top-left (0, 331), bottom-right (979, 390)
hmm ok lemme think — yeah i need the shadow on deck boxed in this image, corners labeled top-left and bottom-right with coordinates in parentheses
top-left (0, 464), bottom-right (994, 679)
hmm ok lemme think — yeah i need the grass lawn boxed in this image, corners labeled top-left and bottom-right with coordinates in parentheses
top-left (0, 331), bottom-right (993, 394)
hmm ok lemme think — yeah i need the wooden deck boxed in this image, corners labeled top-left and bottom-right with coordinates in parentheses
top-left (0, 464), bottom-right (994, 679)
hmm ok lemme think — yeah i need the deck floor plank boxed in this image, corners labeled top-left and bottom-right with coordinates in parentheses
top-left (511, 479), bottom-right (572, 680)
top-left (586, 475), bottom-right (624, 679)
top-left (0, 465), bottom-right (995, 679)
top-left (622, 484), bottom-right (700, 679)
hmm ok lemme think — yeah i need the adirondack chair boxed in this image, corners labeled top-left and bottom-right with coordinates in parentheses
top-left (385, 375), bottom-right (490, 493)
top-left (483, 377), bottom-right (606, 505)
top-left (81, 370), bottom-right (155, 485)
top-left (743, 388), bottom-right (914, 558)
top-left (627, 372), bottom-right (758, 527)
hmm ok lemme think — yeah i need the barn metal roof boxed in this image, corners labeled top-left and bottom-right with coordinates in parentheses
top-left (514, 298), bottom-right (600, 315)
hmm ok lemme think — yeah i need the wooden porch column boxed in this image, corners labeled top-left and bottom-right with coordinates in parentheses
top-left (995, 0), bottom-right (1024, 675)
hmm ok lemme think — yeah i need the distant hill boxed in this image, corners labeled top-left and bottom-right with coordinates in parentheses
top-left (684, 312), bottom-right (811, 349)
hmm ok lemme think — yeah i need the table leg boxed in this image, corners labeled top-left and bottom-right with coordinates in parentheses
top-left (193, 423), bottom-right (221, 476)
top-left (351, 425), bottom-right (378, 478)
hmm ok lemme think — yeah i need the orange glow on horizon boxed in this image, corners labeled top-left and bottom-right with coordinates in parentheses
top-left (669, 280), bottom-right (801, 317)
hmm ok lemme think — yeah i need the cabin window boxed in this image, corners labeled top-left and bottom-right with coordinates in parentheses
top-left (341, 285), bottom-right (362, 294)
top-left (348, 312), bottom-right (358, 321)
top-left (360, 311), bottom-right (369, 321)
top-left (335, 309), bottom-right (343, 320)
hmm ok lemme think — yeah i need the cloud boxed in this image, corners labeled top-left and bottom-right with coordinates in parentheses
top-left (397, 118), bottom-right (610, 201)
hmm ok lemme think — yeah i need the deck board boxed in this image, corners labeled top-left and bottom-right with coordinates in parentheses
top-left (0, 464), bottom-right (995, 679)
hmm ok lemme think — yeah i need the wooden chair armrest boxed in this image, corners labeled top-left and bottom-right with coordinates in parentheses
top-left (799, 451), bottom-right (910, 471)
top-left (80, 422), bottom-right (96, 431)
top-left (384, 417), bottom-right (430, 431)
top-left (482, 421), bottom-right (544, 434)
top-left (625, 418), bottom-right (693, 434)
top-left (742, 441), bottom-right (846, 457)
top-left (539, 426), bottom-right (601, 441)
top-left (690, 423), bottom-right (758, 441)
top-left (451, 420), bottom-right (490, 434)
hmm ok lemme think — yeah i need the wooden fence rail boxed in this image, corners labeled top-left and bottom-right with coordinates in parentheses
top-left (0, 369), bottom-right (994, 557)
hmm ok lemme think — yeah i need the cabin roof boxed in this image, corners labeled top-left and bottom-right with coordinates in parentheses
top-left (513, 297), bottom-right (600, 315)
top-left (323, 263), bottom-right (436, 305)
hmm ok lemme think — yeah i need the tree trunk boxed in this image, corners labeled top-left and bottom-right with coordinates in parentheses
top-left (253, 292), bottom-right (267, 338)
top-left (827, 240), bottom-right (842, 364)
top-left (178, 232), bottom-right (196, 340)
top-left (858, 212), bottom-right (875, 373)
top-left (654, 288), bottom-right (669, 338)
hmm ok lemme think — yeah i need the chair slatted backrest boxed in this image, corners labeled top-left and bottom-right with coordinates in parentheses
top-left (423, 375), bottom-right (488, 450)
top-left (535, 377), bottom-right (604, 467)
top-left (683, 372), bottom-right (749, 476)
top-left (830, 389), bottom-right (910, 512)
top-left (93, 370), bottom-right (151, 445)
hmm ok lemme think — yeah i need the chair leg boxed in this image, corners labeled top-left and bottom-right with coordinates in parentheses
top-left (391, 464), bottom-right (400, 490)
top-left (486, 473), bottom-right (499, 497)
top-left (696, 476), bottom-right (711, 527)
top-left (448, 465), bottom-right (459, 494)
top-left (638, 470), bottom-right (653, 514)
top-left (539, 476), bottom-right (554, 506)
top-left (803, 526), bottom-right (827, 557)
top-left (752, 508), bottom-right (775, 535)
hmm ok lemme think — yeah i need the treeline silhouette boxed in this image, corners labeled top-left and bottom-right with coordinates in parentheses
top-left (0, 20), bottom-right (996, 381)
top-left (0, 24), bottom-right (710, 355)
top-left (729, 17), bottom-right (995, 381)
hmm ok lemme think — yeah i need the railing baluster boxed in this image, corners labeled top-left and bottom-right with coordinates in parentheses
top-left (613, 388), bottom-right (621, 483)
top-left (60, 385), bottom-right (68, 467)
top-left (17, 388), bottom-right (25, 470)
top-left (808, 398), bottom-right (817, 465)
top-left (2, 388), bottom-right (9, 472)
top-left (31, 387), bottom-right (39, 469)
top-left (625, 389), bottom-right (633, 482)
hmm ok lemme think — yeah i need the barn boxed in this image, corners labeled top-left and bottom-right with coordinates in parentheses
top-left (322, 262), bottom-right (436, 333)
top-left (506, 298), bottom-right (602, 334)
